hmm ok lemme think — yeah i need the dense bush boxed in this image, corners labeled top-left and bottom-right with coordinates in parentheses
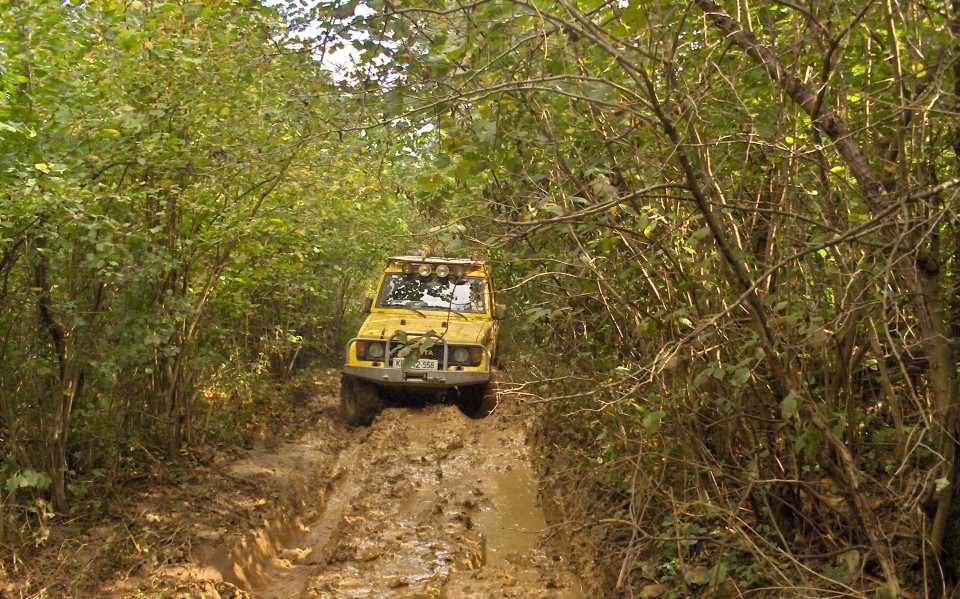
top-left (0, 0), bottom-right (405, 533)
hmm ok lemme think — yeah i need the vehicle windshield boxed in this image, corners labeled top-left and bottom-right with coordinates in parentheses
top-left (376, 273), bottom-right (487, 313)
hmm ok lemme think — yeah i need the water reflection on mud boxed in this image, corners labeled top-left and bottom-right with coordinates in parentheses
top-left (217, 404), bottom-right (580, 598)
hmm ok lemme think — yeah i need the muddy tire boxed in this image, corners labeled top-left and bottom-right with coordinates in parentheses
top-left (479, 372), bottom-right (501, 415)
top-left (340, 375), bottom-right (384, 426)
top-left (457, 371), bottom-right (500, 418)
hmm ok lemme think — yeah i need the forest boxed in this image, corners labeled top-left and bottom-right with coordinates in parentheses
top-left (2, 0), bottom-right (960, 596)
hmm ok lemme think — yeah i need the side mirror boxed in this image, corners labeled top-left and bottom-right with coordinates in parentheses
top-left (494, 303), bottom-right (507, 320)
top-left (362, 297), bottom-right (373, 313)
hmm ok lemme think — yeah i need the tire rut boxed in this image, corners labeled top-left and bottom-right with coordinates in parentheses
top-left (219, 400), bottom-right (583, 598)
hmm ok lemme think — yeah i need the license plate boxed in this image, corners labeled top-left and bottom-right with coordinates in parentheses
top-left (392, 358), bottom-right (438, 370)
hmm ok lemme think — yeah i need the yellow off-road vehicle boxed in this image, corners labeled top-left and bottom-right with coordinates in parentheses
top-left (340, 254), bottom-right (506, 425)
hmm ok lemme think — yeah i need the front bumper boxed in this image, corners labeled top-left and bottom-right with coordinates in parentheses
top-left (342, 364), bottom-right (490, 388)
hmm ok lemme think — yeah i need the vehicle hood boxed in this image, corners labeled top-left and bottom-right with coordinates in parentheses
top-left (358, 313), bottom-right (494, 345)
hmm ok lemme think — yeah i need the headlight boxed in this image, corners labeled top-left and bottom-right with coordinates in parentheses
top-left (452, 346), bottom-right (470, 363)
top-left (449, 345), bottom-right (483, 366)
top-left (356, 340), bottom-right (386, 361)
top-left (418, 264), bottom-right (432, 277)
top-left (436, 264), bottom-right (450, 277)
top-left (366, 342), bottom-right (385, 359)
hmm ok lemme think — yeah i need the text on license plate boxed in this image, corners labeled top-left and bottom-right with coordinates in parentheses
top-left (392, 358), bottom-right (439, 370)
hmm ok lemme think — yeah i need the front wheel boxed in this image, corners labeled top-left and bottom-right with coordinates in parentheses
top-left (456, 373), bottom-right (500, 418)
top-left (340, 375), bottom-right (384, 426)
top-left (479, 374), bottom-right (500, 415)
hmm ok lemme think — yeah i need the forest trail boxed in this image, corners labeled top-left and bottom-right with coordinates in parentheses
top-left (102, 379), bottom-right (586, 598)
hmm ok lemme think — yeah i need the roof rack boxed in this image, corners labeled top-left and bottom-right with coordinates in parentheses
top-left (387, 255), bottom-right (487, 266)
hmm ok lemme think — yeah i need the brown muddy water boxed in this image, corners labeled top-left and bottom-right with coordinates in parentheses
top-left (204, 402), bottom-right (582, 598)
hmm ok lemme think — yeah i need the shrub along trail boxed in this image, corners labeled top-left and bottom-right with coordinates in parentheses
top-left (84, 373), bottom-right (588, 598)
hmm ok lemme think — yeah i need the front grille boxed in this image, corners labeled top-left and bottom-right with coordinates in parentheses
top-left (392, 343), bottom-right (446, 367)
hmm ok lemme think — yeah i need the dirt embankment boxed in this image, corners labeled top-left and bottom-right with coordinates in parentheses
top-left (67, 375), bottom-right (598, 598)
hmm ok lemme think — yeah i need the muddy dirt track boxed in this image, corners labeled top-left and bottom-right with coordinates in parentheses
top-left (109, 380), bottom-right (588, 599)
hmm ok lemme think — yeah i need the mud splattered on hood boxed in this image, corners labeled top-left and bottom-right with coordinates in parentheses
top-left (357, 313), bottom-right (494, 345)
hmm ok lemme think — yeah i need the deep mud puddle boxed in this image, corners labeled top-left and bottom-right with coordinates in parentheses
top-left (208, 403), bottom-right (582, 598)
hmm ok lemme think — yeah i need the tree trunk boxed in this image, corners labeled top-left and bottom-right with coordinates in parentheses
top-left (32, 235), bottom-right (85, 511)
